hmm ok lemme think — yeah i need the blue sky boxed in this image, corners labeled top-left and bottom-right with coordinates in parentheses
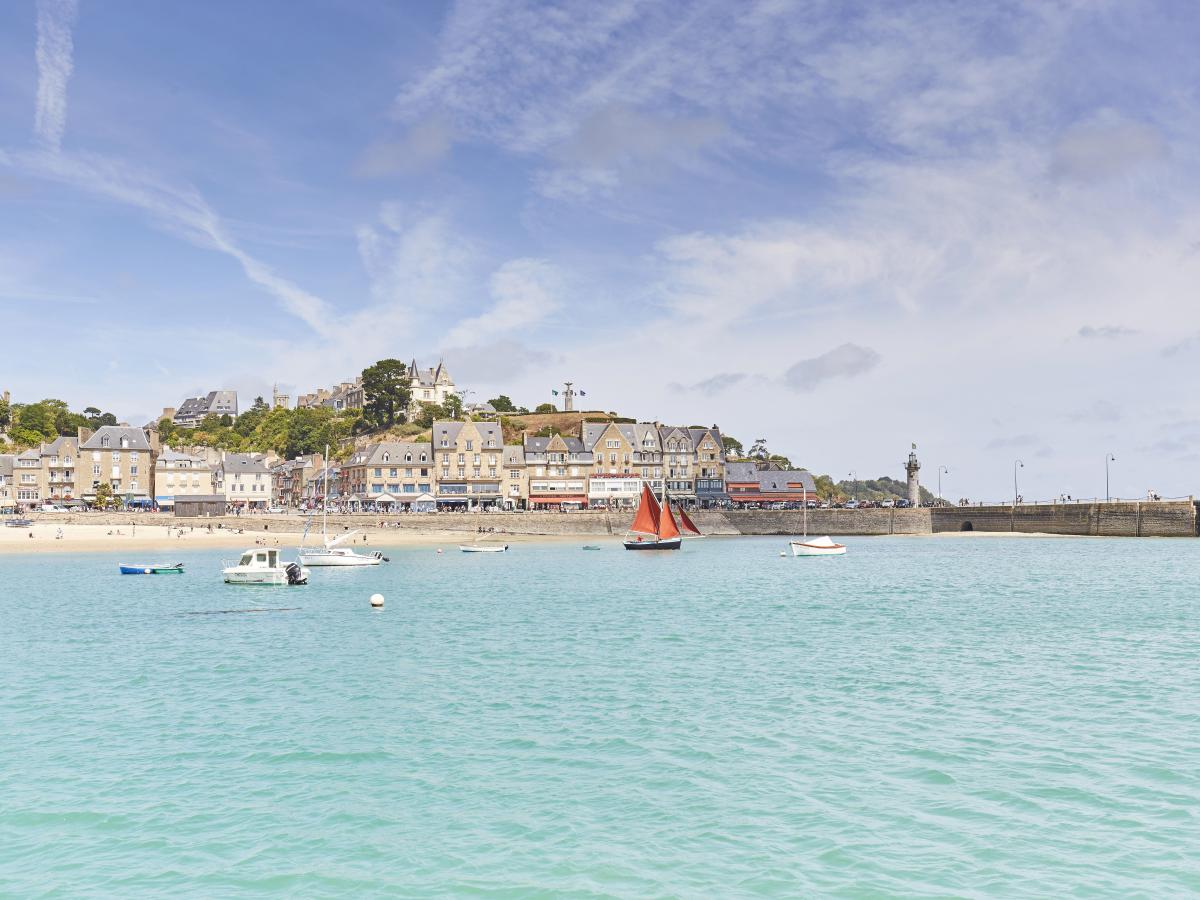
top-left (3, 0), bottom-right (1200, 501)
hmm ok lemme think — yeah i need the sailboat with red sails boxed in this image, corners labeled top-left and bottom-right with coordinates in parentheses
top-left (623, 484), bottom-right (702, 550)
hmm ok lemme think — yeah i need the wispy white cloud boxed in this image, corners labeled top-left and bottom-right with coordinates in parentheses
top-left (441, 258), bottom-right (561, 348)
top-left (34, 0), bottom-right (79, 151)
top-left (3, 149), bottom-right (332, 331)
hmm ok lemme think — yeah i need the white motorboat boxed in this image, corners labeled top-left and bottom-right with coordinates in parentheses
top-left (298, 446), bottom-right (387, 567)
top-left (459, 543), bottom-right (508, 553)
top-left (788, 499), bottom-right (846, 557)
top-left (789, 535), bottom-right (847, 557)
top-left (222, 548), bottom-right (310, 585)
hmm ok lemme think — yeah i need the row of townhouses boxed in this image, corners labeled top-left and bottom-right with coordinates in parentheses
top-left (0, 424), bottom-right (283, 513)
top-left (285, 420), bottom-right (817, 513)
top-left (0, 426), bottom-right (155, 512)
top-left (0, 418), bottom-right (818, 515)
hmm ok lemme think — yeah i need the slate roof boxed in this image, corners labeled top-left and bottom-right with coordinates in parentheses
top-left (366, 441), bottom-right (432, 465)
top-left (758, 470), bottom-right (817, 493)
top-left (40, 436), bottom-right (76, 457)
top-left (80, 426), bottom-right (151, 451)
top-left (724, 461), bottom-right (760, 483)
top-left (725, 461), bottom-right (816, 493)
top-left (220, 452), bottom-right (271, 475)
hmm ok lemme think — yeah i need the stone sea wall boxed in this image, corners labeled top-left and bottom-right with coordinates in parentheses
top-left (929, 500), bottom-right (1197, 537)
top-left (24, 499), bottom-right (1198, 537)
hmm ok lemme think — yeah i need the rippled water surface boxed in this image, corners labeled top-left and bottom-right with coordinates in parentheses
top-left (3, 535), bottom-right (1200, 897)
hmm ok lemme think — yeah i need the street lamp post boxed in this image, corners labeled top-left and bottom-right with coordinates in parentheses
top-left (938, 465), bottom-right (949, 503)
top-left (1013, 459), bottom-right (1024, 507)
top-left (1105, 453), bottom-right (1116, 502)
top-left (849, 470), bottom-right (857, 504)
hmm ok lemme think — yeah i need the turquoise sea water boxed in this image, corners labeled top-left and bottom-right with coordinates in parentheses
top-left (2, 535), bottom-right (1199, 897)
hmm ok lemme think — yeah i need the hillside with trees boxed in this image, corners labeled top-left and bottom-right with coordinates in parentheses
top-left (1, 398), bottom-right (120, 448)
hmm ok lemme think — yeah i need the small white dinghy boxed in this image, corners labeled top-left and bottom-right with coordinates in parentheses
top-left (788, 501), bottom-right (846, 557)
top-left (459, 543), bottom-right (508, 553)
top-left (789, 535), bottom-right (847, 557)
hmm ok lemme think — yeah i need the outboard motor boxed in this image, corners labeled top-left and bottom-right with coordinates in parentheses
top-left (285, 562), bottom-right (307, 585)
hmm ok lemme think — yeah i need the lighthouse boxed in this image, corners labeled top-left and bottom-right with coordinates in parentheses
top-left (906, 444), bottom-right (921, 507)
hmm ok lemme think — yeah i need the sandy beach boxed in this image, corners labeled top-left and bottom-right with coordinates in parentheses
top-left (0, 522), bottom-right (587, 554)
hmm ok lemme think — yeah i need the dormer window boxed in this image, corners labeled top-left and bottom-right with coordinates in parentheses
top-left (101, 437), bottom-right (110, 448)
top-left (121, 437), bottom-right (129, 448)
top-left (382, 452), bottom-right (390, 462)
top-left (405, 453), bottom-right (411, 462)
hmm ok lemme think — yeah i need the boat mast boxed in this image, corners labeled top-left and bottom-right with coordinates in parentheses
top-left (803, 481), bottom-right (808, 538)
top-left (322, 443), bottom-right (330, 544)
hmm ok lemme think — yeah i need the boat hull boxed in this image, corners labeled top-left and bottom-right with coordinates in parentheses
top-left (789, 540), bottom-right (846, 557)
top-left (623, 538), bottom-right (682, 551)
top-left (298, 549), bottom-right (383, 566)
top-left (120, 565), bottom-right (184, 575)
top-left (222, 571), bottom-right (290, 585)
top-left (459, 545), bottom-right (508, 553)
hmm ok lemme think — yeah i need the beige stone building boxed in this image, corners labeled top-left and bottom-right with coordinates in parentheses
top-left (501, 444), bottom-right (527, 509)
top-left (341, 441), bottom-right (434, 510)
top-left (0, 453), bottom-right (14, 513)
top-left (214, 453), bottom-right (273, 509)
top-left (155, 449), bottom-right (216, 510)
top-left (14, 449), bottom-right (41, 509)
top-left (523, 433), bottom-right (593, 509)
top-left (80, 426), bottom-right (155, 505)
top-left (432, 420), bottom-right (504, 509)
top-left (582, 421), bottom-right (642, 508)
top-left (40, 436), bottom-right (80, 505)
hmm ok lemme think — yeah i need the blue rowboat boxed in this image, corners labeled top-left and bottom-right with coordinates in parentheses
top-left (119, 563), bottom-right (185, 575)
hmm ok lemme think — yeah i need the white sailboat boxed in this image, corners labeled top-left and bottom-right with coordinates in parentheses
top-left (789, 496), bottom-right (846, 557)
top-left (298, 447), bottom-right (388, 567)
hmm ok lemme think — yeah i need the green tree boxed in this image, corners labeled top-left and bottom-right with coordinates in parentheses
top-left (8, 427), bottom-right (44, 447)
top-left (0, 395), bottom-right (10, 431)
top-left (413, 402), bottom-right (444, 428)
top-left (157, 418), bottom-right (178, 445)
top-left (442, 392), bottom-right (463, 420)
top-left (534, 402), bottom-right (556, 414)
top-left (235, 396), bottom-right (270, 436)
top-left (361, 359), bottom-right (412, 431)
top-left (83, 406), bottom-right (117, 428)
top-left (14, 400), bottom-right (61, 440)
top-left (722, 435), bottom-right (744, 457)
top-left (488, 395), bottom-right (516, 413)
top-left (814, 474), bottom-right (840, 501)
top-left (93, 482), bottom-right (116, 509)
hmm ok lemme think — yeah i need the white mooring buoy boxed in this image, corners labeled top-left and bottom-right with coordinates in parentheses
top-left (370, 593), bottom-right (385, 609)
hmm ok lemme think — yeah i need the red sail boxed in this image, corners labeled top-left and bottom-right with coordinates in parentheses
top-left (658, 496), bottom-right (682, 541)
top-left (678, 507), bottom-right (702, 536)
top-left (629, 485), bottom-right (661, 536)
